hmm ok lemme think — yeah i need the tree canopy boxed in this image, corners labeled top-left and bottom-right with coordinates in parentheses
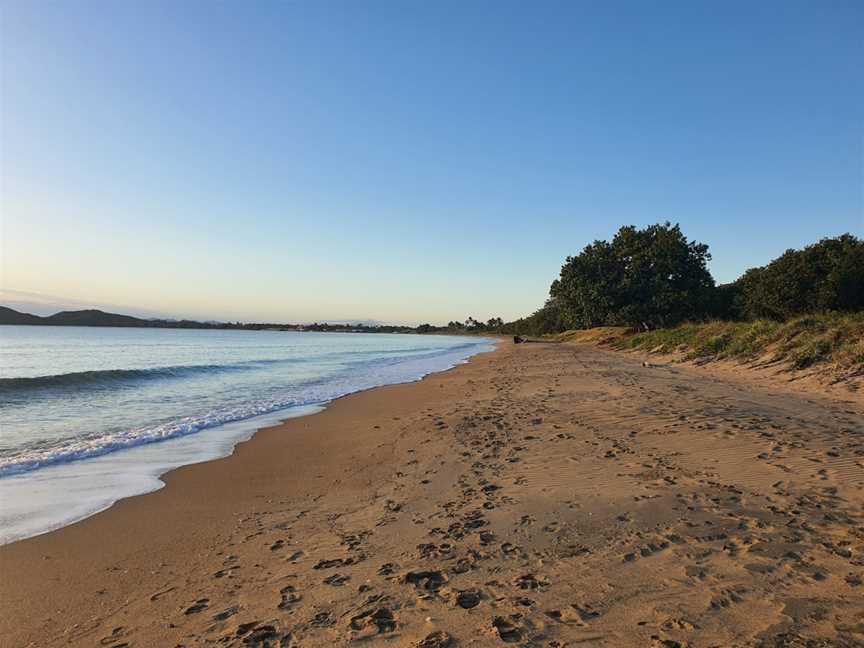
top-left (501, 226), bottom-right (863, 336)
top-left (550, 223), bottom-right (715, 330)
top-left (733, 234), bottom-right (864, 320)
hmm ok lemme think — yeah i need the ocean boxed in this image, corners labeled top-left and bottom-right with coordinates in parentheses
top-left (0, 325), bottom-right (493, 544)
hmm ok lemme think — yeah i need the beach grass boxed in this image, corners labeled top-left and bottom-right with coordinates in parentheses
top-left (609, 312), bottom-right (864, 373)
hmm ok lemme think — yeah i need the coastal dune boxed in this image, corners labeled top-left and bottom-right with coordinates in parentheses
top-left (1, 342), bottom-right (862, 647)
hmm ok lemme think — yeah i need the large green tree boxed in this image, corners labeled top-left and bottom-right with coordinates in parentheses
top-left (551, 222), bottom-right (715, 330)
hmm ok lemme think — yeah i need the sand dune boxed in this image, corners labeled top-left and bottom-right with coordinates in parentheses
top-left (1, 342), bottom-right (862, 647)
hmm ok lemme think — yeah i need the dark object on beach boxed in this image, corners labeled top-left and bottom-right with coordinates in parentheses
top-left (514, 335), bottom-right (560, 345)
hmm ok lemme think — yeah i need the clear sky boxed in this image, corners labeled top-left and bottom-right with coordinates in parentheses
top-left (2, 1), bottom-right (862, 324)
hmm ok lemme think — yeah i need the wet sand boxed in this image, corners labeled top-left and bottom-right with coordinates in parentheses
top-left (1, 342), bottom-right (862, 647)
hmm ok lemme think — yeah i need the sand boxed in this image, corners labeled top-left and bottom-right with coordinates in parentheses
top-left (1, 342), bottom-right (862, 647)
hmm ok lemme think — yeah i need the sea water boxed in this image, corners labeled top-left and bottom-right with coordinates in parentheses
top-left (0, 326), bottom-right (493, 544)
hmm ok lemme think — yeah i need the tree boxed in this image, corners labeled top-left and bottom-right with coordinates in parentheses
top-left (551, 240), bottom-right (625, 329)
top-left (551, 222), bottom-right (715, 330)
top-left (500, 299), bottom-right (566, 336)
top-left (486, 317), bottom-right (504, 330)
top-left (614, 223), bottom-right (715, 328)
top-left (736, 234), bottom-right (864, 319)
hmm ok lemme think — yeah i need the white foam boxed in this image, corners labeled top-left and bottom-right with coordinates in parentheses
top-left (0, 407), bottom-right (320, 545)
top-left (0, 339), bottom-right (495, 545)
top-left (0, 341), bottom-right (492, 477)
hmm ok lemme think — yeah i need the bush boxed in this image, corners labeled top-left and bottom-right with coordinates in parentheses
top-left (736, 234), bottom-right (864, 320)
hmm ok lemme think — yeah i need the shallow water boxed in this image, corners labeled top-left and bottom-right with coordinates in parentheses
top-left (0, 326), bottom-right (493, 543)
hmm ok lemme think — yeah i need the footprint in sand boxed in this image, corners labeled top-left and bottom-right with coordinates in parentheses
top-left (238, 623), bottom-right (279, 644)
top-left (378, 562), bottom-right (398, 576)
top-left (404, 570), bottom-right (448, 591)
top-left (99, 626), bottom-right (131, 646)
top-left (278, 585), bottom-right (302, 610)
top-left (514, 573), bottom-right (549, 590)
top-left (212, 605), bottom-right (239, 621)
top-left (456, 588), bottom-right (482, 609)
top-left (349, 607), bottom-right (397, 635)
top-left (323, 573), bottom-right (350, 586)
top-left (310, 611), bottom-right (335, 627)
top-left (184, 598), bottom-right (209, 615)
top-left (492, 616), bottom-right (523, 642)
top-left (313, 558), bottom-right (345, 569)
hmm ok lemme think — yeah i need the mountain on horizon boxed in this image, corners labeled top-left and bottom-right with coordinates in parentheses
top-left (0, 306), bottom-right (45, 325)
top-left (0, 306), bottom-right (419, 333)
top-left (0, 306), bottom-right (160, 328)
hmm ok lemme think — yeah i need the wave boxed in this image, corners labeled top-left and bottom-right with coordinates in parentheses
top-left (0, 396), bottom-right (305, 477)
top-left (0, 339), bottom-right (494, 477)
top-left (0, 343), bottom-right (482, 396)
top-left (340, 342), bottom-right (478, 357)
top-left (339, 342), bottom-right (480, 366)
top-left (0, 363), bottom-right (258, 392)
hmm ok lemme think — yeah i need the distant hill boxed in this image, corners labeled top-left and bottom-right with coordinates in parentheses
top-left (0, 306), bottom-right (45, 325)
top-left (0, 306), bottom-right (452, 334)
top-left (44, 309), bottom-right (152, 327)
top-left (0, 307), bottom-right (155, 327)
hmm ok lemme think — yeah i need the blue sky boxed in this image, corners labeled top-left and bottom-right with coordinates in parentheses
top-left (2, 1), bottom-right (862, 324)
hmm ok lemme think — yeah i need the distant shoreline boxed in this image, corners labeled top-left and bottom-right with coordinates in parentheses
top-left (0, 306), bottom-right (456, 334)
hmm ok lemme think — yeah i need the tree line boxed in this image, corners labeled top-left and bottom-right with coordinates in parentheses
top-left (500, 224), bottom-right (863, 337)
top-left (0, 306), bottom-right (507, 335)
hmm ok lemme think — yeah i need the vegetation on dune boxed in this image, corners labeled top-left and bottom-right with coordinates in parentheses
top-left (730, 234), bottom-right (864, 320)
top-left (616, 313), bottom-right (864, 373)
top-left (501, 225), bottom-right (864, 373)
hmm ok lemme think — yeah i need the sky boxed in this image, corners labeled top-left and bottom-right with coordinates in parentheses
top-left (1, 1), bottom-right (862, 325)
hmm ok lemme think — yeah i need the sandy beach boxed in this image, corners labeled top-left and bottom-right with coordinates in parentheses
top-left (1, 341), bottom-right (862, 647)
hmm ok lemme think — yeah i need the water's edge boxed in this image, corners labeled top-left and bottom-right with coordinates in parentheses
top-left (0, 339), bottom-right (497, 545)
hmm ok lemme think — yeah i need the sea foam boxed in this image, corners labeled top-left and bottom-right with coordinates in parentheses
top-left (0, 328), bottom-right (494, 544)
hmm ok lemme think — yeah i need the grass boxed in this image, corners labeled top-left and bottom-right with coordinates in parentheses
top-left (552, 327), bottom-right (628, 345)
top-left (599, 312), bottom-right (864, 374)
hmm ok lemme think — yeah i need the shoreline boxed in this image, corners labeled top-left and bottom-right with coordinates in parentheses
top-left (1, 341), bottom-right (861, 647)
top-left (0, 337), bottom-right (496, 546)
top-left (0, 406), bottom-right (323, 546)
top-left (0, 339), bottom-right (506, 646)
